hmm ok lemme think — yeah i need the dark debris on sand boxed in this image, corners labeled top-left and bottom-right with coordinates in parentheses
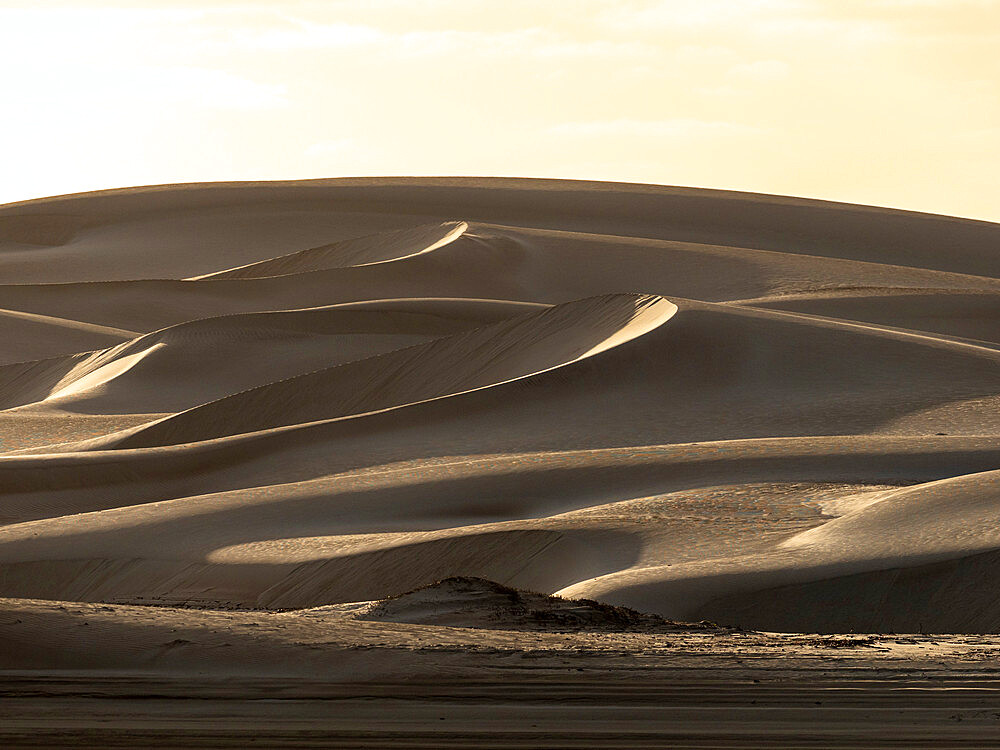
top-left (358, 576), bottom-right (728, 633)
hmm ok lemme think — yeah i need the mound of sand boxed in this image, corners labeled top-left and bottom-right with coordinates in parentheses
top-left (353, 576), bottom-right (711, 631)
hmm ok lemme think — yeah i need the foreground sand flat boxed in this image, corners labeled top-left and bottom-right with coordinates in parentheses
top-left (3, 596), bottom-right (1000, 748)
top-left (2, 178), bottom-right (1000, 745)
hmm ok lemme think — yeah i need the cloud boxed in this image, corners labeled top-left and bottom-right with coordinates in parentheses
top-left (601, 0), bottom-right (808, 29)
top-left (223, 19), bottom-right (385, 50)
top-left (674, 44), bottom-right (738, 64)
top-left (728, 59), bottom-right (790, 81)
top-left (152, 67), bottom-right (289, 109)
top-left (304, 138), bottom-right (359, 157)
top-left (548, 118), bottom-right (765, 138)
top-left (872, 0), bottom-right (997, 7)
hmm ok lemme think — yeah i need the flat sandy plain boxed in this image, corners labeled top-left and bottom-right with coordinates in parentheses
top-left (1, 177), bottom-right (1000, 747)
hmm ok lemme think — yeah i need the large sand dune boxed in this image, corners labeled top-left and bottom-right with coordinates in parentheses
top-left (1, 177), bottom-right (1000, 638)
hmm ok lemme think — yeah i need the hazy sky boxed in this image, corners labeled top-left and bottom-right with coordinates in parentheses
top-left (2, 0), bottom-right (998, 220)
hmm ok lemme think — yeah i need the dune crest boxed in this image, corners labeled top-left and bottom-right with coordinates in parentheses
top-left (188, 221), bottom-right (469, 280)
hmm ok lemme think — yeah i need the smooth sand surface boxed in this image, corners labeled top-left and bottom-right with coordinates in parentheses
top-left (2, 178), bottom-right (1000, 746)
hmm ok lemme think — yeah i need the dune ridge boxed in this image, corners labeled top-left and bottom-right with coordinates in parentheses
top-left (0, 178), bottom-right (999, 636)
top-left (188, 221), bottom-right (468, 279)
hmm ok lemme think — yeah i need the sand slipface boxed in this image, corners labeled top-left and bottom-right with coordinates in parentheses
top-left (1, 176), bottom-right (1000, 647)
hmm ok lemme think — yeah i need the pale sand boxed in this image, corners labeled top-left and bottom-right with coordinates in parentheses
top-left (2, 177), bottom-right (1000, 746)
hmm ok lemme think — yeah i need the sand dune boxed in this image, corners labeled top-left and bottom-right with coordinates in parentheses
top-left (1, 177), bottom-right (999, 642)
top-left (107, 293), bottom-right (674, 448)
top-left (3, 304), bottom-right (492, 413)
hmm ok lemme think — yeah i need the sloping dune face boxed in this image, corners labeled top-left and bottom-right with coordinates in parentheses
top-left (1, 178), bottom-right (1000, 632)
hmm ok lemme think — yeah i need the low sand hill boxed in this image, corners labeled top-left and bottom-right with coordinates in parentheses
top-left (0, 178), bottom-right (999, 639)
top-left (348, 576), bottom-right (711, 632)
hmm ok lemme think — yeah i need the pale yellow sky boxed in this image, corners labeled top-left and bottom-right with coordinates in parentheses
top-left (2, 0), bottom-right (998, 220)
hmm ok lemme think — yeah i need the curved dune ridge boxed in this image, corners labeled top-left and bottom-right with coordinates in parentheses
top-left (1, 177), bottom-right (1000, 634)
top-left (186, 220), bottom-right (469, 280)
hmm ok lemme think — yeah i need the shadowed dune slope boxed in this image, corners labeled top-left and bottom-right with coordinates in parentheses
top-left (1, 178), bottom-right (1000, 634)
top-left (0, 308), bottom-right (135, 365)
